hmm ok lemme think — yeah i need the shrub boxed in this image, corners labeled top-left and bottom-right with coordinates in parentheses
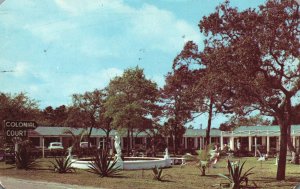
top-left (15, 141), bottom-right (36, 170)
top-left (51, 156), bottom-right (75, 173)
top-left (218, 160), bottom-right (254, 189)
top-left (88, 149), bottom-right (121, 177)
top-left (196, 144), bottom-right (213, 176)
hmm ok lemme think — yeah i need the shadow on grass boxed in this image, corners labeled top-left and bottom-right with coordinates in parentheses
top-left (252, 177), bottom-right (277, 184)
top-left (157, 179), bottom-right (175, 183)
top-left (252, 176), bottom-right (300, 188)
top-left (285, 176), bottom-right (300, 183)
top-left (108, 175), bottom-right (129, 179)
top-left (0, 166), bottom-right (15, 170)
top-left (202, 174), bottom-right (220, 178)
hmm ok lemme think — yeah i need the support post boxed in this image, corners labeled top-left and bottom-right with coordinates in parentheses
top-left (199, 137), bottom-right (202, 150)
top-left (254, 136), bottom-right (257, 157)
top-left (229, 137), bottom-right (234, 151)
top-left (248, 136), bottom-right (252, 152)
top-left (220, 132), bottom-right (224, 150)
top-left (267, 136), bottom-right (270, 154)
top-left (42, 137), bottom-right (45, 158)
top-left (96, 137), bottom-right (100, 148)
top-left (184, 137), bottom-right (187, 149)
top-left (293, 136), bottom-right (296, 147)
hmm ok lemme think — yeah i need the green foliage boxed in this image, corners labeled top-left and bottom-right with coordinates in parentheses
top-left (105, 67), bottom-right (160, 155)
top-left (15, 141), bottom-right (37, 170)
top-left (51, 156), bottom-right (75, 173)
top-left (105, 67), bottom-right (159, 130)
top-left (66, 89), bottom-right (113, 150)
top-left (0, 92), bottom-right (39, 131)
top-left (220, 115), bottom-right (271, 131)
top-left (218, 160), bottom-right (254, 189)
top-left (185, 0), bottom-right (299, 180)
top-left (41, 105), bottom-right (68, 126)
top-left (88, 150), bottom-right (121, 177)
top-left (152, 166), bottom-right (171, 181)
top-left (197, 144), bottom-right (213, 161)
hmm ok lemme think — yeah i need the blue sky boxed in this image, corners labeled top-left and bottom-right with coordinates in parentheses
top-left (0, 0), bottom-right (266, 128)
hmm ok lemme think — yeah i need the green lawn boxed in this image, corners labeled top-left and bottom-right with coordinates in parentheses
top-left (0, 157), bottom-right (299, 188)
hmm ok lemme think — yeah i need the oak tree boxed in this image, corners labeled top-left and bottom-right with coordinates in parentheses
top-left (105, 67), bottom-right (160, 156)
top-left (199, 0), bottom-right (299, 180)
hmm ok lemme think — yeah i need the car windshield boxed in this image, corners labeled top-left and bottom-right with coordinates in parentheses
top-left (52, 144), bottom-right (61, 146)
top-left (81, 143), bottom-right (88, 147)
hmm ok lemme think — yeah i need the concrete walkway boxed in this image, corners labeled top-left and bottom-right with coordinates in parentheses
top-left (0, 176), bottom-right (102, 189)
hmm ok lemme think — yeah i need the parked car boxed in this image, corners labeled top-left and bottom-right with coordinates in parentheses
top-left (48, 142), bottom-right (64, 150)
top-left (80, 142), bottom-right (89, 148)
top-left (80, 142), bottom-right (96, 148)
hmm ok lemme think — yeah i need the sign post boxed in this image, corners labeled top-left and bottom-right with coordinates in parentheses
top-left (4, 120), bottom-right (37, 143)
top-left (3, 120), bottom-right (37, 162)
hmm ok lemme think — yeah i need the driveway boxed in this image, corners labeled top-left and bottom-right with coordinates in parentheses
top-left (0, 176), bottom-right (102, 189)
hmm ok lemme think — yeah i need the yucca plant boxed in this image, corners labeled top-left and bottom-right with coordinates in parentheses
top-left (88, 149), bottom-right (121, 177)
top-left (196, 144), bottom-right (213, 176)
top-left (51, 156), bottom-right (75, 173)
top-left (152, 166), bottom-right (171, 181)
top-left (218, 160), bottom-right (254, 189)
top-left (15, 141), bottom-right (36, 170)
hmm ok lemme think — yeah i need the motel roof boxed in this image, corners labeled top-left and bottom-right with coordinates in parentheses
top-left (29, 126), bottom-right (221, 138)
top-left (29, 127), bottom-right (117, 137)
top-left (27, 125), bottom-right (300, 138)
top-left (222, 125), bottom-right (300, 137)
top-left (183, 129), bottom-right (221, 137)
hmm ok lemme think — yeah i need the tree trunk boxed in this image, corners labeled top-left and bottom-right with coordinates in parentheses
top-left (131, 128), bottom-right (134, 150)
top-left (105, 130), bottom-right (110, 152)
top-left (87, 127), bottom-right (93, 148)
top-left (205, 97), bottom-right (213, 145)
top-left (127, 129), bottom-right (130, 156)
top-left (276, 123), bottom-right (288, 180)
top-left (174, 125), bottom-right (177, 155)
top-left (276, 97), bottom-right (295, 180)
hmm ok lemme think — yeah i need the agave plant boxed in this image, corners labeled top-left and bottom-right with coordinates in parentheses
top-left (218, 160), bottom-right (254, 189)
top-left (51, 156), bottom-right (75, 173)
top-left (88, 149), bottom-right (121, 177)
top-left (15, 141), bottom-right (37, 170)
top-left (152, 166), bottom-right (171, 181)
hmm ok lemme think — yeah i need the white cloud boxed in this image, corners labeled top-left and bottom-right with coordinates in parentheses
top-left (80, 38), bottom-right (117, 58)
top-left (53, 0), bottom-right (201, 54)
top-left (43, 67), bottom-right (123, 102)
top-left (24, 21), bottom-right (76, 43)
top-left (130, 4), bottom-right (201, 53)
top-left (13, 61), bottom-right (29, 77)
top-left (1, 0), bottom-right (203, 108)
top-left (54, 0), bottom-right (130, 16)
top-left (54, 0), bottom-right (98, 16)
